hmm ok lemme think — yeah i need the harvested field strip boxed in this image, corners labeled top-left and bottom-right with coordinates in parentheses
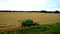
top-left (0, 22), bottom-right (60, 34)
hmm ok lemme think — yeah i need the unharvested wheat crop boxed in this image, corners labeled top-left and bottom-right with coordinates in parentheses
top-left (0, 12), bottom-right (60, 26)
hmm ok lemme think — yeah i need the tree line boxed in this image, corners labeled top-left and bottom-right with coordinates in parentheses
top-left (0, 10), bottom-right (60, 13)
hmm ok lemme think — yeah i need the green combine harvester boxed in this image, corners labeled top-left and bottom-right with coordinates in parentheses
top-left (21, 19), bottom-right (39, 27)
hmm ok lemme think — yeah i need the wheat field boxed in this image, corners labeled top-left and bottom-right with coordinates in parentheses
top-left (0, 12), bottom-right (60, 26)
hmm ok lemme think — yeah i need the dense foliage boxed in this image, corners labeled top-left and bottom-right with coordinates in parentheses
top-left (0, 10), bottom-right (60, 13)
top-left (0, 22), bottom-right (60, 34)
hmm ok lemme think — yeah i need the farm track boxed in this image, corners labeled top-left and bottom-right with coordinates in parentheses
top-left (0, 25), bottom-right (19, 31)
top-left (0, 25), bottom-right (35, 31)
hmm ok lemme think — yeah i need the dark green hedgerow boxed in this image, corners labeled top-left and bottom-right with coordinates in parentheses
top-left (0, 22), bottom-right (60, 34)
